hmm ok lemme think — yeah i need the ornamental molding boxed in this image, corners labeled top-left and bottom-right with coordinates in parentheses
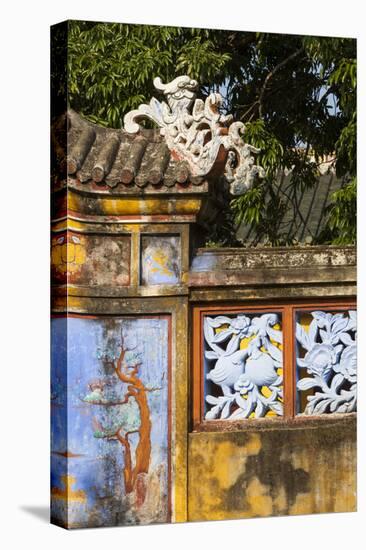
top-left (124, 76), bottom-right (265, 195)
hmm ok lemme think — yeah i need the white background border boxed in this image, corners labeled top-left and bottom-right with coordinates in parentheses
top-left (1, 1), bottom-right (364, 548)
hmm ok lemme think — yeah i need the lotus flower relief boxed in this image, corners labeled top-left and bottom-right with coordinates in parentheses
top-left (234, 375), bottom-right (254, 394)
top-left (333, 344), bottom-right (357, 383)
top-left (297, 343), bottom-right (342, 381)
top-left (230, 314), bottom-right (251, 336)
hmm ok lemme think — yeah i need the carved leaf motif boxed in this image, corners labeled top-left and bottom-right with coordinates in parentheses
top-left (330, 373), bottom-right (344, 392)
top-left (347, 310), bottom-right (357, 331)
top-left (225, 334), bottom-right (241, 355)
top-left (332, 316), bottom-right (349, 335)
top-left (334, 344), bottom-right (344, 358)
top-left (266, 326), bottom-right (283, 344)
top-left (204, 319), bottom-right (223, 356)
top-left (205, 406), bottom-right (220, 419)
top-left (297, 377), bottom-right (320, 391)
top-left (221, 400), bottom-right (232, 419)
top-left (205, 350), bottom-right (219, 360)
top-left (311, 311), bottom-right (328, 328)
top-left (308, 319), bottom-right (318, 344)
top-left (235, 394), bottom-right (249, 410)
top-left (271, 376), bottom-right (283, 387)
top-left (319, 329), bottom-right (330, 344)
top-left (339, 332), bottom-right (354, 346)
top-left (206, 395), bottom-right (220, 405)
top-left (296, 310), bottom-right (357, 416)
top-left (296, 323), bottom-right (310, 351)
top-left (206, 316), bottom-right (232, 328)
top-left (204, 320), bottom-right (215, 342)
top-left (266, 340), bottom-right (282, 363)
top-left (212, 329), bottom-right (234, 343)
top-left (269, 401), bottom-right (283, 415)
top-left (313, 397), bottom-right (332, 415)
top-left (255, 399), bottom-right (265, 418)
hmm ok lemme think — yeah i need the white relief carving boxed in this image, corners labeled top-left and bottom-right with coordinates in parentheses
top-left (296, 310), bottom-right (357, 415)
top-left (204, 313), bottom-right (283, 420)
top-left (124, 76), bottom-right (265, 195)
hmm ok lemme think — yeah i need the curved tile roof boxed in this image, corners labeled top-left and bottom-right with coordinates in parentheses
top-left (52, 110), bottom-right (206, 193)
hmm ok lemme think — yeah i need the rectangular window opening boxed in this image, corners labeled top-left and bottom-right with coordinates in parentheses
top-left (192, 302), bottom-right (357, 429)
top-left (295, 308), bottom-right (357, 416)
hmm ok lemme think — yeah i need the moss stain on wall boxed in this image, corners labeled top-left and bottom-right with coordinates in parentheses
top-left (188, 416), bottom-right (356, 522)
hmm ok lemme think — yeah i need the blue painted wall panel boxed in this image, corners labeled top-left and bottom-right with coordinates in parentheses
top-left (51, 316), bottom-right (170, 528)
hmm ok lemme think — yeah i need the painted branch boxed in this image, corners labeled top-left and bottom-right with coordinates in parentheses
top-left (131, 383), bottom-right (152, 486)
top-left (81, 394), bottom-right (131, 406)
top-left (116, 432), bottom-right (133, 493)
top-left (97, 342), bottom-right (153, 498)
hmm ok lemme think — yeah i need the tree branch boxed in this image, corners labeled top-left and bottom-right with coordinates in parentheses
top-left (144, 386), bottom-right (162, 393)
top-left (80, 393), bottom-right (132, 406)
top-left (258, 47), bottom-right (304, 118)
top-left (239, 47), bottom-right (305, 122)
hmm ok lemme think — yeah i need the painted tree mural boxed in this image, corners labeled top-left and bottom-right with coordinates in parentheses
top-left (82, 328), bottom-right (160, 504)
top-left (51, 316), bottom-right (169, 528)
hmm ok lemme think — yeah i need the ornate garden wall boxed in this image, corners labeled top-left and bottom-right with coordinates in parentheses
top-left (51, 76), bottom-right (356, 528)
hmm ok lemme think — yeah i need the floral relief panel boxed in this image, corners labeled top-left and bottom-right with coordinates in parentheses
top-left (203, 312), bottom-right (283, 420)
top-left (296, 310), bottom-right (357, 415)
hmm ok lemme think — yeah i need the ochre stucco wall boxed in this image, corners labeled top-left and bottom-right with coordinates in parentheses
top-left (188, 415), bottom-right (356, 521)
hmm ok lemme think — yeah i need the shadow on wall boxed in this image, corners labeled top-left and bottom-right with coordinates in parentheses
top-left (20, 505), bottom-right (50, 523)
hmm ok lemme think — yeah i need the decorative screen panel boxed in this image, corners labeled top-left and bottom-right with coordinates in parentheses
top-left (203, 312), bottom-right (283, 420)
top-left (296, 310), bottom-right (357, 415)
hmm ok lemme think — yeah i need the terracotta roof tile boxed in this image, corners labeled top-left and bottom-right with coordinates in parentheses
top-left (52, 109), bottom-right (199, 193)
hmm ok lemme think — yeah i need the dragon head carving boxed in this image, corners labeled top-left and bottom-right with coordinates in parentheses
top-left (124, 75), bottom-right (265, 195)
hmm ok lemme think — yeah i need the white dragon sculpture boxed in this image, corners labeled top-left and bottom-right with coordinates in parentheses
top-left (124, 76), bottom-right (265, 195)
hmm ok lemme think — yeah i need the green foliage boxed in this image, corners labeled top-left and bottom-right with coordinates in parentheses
top-left (66, 22), bottom-right (231, 127)
top-left (320, 178), bottom-right (357, 245)
top-left (203, 185), bottom-right (243, 248)
top-left (92, 397), bottom-right (141, 438)
top-left (62, 22), bottom-right (356, 245)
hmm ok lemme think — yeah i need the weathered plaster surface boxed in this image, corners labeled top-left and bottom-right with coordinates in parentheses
top-left (190, 246), bottom-right (356, 288)
top-left (188, 415), bottom-right (356, 521)
top-left (141, 234), bottom-right (181, 285)
top-left (191, 246), bottom-right (356, 271)
top-left (51, 232), bottom-right (131, 286)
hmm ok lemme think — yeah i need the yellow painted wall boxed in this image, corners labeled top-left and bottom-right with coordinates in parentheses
top-left (188, 415), bottom-right (356, 521)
